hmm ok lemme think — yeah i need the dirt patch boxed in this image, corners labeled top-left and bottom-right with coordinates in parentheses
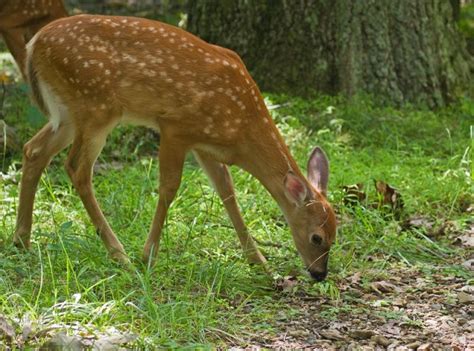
top-left (236, 264), bottom-right (473, 349)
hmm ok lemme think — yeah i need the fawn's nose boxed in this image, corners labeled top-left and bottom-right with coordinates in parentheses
top-left (309, 270), bottom-right (327, 282)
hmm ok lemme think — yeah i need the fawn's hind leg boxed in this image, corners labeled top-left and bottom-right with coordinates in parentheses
top-left (14, 122), bottom-right (73, 248)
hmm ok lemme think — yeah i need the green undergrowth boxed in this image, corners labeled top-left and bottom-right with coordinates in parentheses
top-left (0, 90), bottom-right (472, 347)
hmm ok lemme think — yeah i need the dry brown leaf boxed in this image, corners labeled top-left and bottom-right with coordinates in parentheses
top-left (319, 329), bottom-right (347, 341)
top-left (342, 183), bottom-right (366, 206)
top-left (371, 334), bottom-right (391, 347)
top-left (276, 276), bottom-right (298, 293)
top-left (370, 280), bottom-right (400, 294)
top-left (350, 329), bottom-right (375, 339)
top-left (349, 272), bottom-right (362, 285)
top-left (374, 180), bottom-right (404, 214)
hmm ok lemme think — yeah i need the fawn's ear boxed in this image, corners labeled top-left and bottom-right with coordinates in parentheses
top-left (307, 147), bottom-right (329, 197)
top-left (284, 172), bottom-right (309, 207)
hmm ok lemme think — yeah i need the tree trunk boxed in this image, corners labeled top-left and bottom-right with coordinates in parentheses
top-left (187, 0), bottom-right (472, 107)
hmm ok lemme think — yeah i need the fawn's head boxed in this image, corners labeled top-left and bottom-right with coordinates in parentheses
top-left (283, 147), bottom-right (336, 281)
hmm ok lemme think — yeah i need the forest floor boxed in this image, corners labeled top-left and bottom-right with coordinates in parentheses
top-left (240, 256), bottom-right (473, 349)
top-left (0, 61), bottom-right (473, 349)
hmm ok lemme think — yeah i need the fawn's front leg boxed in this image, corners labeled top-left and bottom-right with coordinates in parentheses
top-left (193, 150), bottom-right (267, 266)
top-left (143, 137), bottom-right (187, 266)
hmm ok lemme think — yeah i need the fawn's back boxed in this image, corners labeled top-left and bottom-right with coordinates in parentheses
top-left (28, 15), bottom-right (267, 154)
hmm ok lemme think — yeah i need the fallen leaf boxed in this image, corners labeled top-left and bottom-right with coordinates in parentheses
top-left (457, 292), bottom-right (474, 304)
top-left (41, 333), bottom-right (83, 351)
top-left (276, 276), bottom-right (298, 293)
top-left (402, 216), bottom-right (434, 232)
top-left (350, 329), bottom-right (375, 339)
top-left (287, 329), bottom-right (309, 338)
top-left (462, 259), bottom-right (474, 271)
top-left (0, 315), bottom-right (15, 341)
top-left (454, 232), bottom-right (474, 248)
top-left (319, 329), bottom-right (347, 341)
top-left (21, 322), bottom-right (32, 341)
top-left (92, 333), bottom-right (137, 350)
top-left (370, 281), bottom-right (400, 294)
top-left (417, 343), bottom-right (431, 350)
top-left (342, 183), bottom-right (366, 206)
top-left (371, 334), bottom-right (391, 347)
top-left (406, 341), bottom-right (421, 349)
top-left (349, 272), bottom-right (362, 285)
top-left (374, 180), bottom-right (404, 213)
top-left (460, 285), bottom-right (474, 294)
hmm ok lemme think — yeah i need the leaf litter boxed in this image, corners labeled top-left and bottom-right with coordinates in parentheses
top-left (227, 261), bottom-right (473, 350)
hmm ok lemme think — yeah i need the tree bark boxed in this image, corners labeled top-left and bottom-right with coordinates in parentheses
top-left (187, 0), bottom-right (472, 107)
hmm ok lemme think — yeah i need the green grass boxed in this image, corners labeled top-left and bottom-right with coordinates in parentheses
top-left (0, 88), bottom-right (472, 347)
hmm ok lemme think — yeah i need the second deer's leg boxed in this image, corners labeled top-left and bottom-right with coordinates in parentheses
top-left (14, 122), bottom-right (74, 248)
top-left (143, 138), bottom-right (186, 266)
top-left (2, 29), bottom-right (27, 77)
top-left (64, 122), bottom-right (129, 263)
top-left (193, 151), bottom-right (267, 265)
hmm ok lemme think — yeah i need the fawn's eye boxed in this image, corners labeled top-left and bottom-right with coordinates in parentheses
top-left (311, 234), bottom-right (323, 246)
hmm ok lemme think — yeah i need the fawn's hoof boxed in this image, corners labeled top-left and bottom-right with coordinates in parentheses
top-left (142, 253), bottom-right (156, 268)
top-left (110, 250), bottom-right (131, 265)
top-left (246, 251), bottom-right (267, 265)
top-left (142, 243), bottom-right (159, 267)
top-left (13, 234), bottom-right (31, 250)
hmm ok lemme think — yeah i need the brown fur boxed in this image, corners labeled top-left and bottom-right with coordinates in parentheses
top-left (0, 0), bottom-right (67, 77)
top-left (14, 14), bottom-right (337, 279)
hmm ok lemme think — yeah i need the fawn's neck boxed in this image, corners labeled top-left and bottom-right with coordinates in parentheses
top-left (239, 120), bottom-right (307, 222)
